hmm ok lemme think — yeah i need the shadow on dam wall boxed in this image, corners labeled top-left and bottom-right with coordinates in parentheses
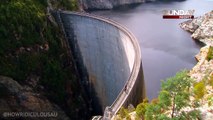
top-left (53, 11), bottom-right (145, 118)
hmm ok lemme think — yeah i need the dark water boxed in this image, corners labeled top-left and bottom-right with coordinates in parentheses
top-left (92, 0), bottom-right (213, 100)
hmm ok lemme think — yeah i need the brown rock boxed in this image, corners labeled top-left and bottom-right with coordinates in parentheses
top-left (0, 76), bottom-right (70, 120)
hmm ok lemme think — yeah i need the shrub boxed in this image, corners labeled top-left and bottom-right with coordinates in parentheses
top-left (0, 0), bottom-right (45, 55)
top-left (206, 46), bottom-right (213, 61)
top-left (207, 95), bottom-right (213, 106)
top-left (118, 107), bottom-right (129, 119)
top-left (127, 104), bottom-right (135, 113)
top-left (208, 74), bottom-right (213, 88)
top-left (151, 98), bottom-right (159, 104)
top-left (52, 0), bottom-right (78, 10)
top-left (193, 81), bottom-right (206, 100)
top-left (136, 98), bottom-right (148, 118)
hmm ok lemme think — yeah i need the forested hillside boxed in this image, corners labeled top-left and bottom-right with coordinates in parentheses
top-left (0, 0), bottom-right (90, 119)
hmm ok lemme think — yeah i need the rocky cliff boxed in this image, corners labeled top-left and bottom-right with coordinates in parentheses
top-left (180, 11), bottom-right (213, 82)
top-left (80, 0), bottom-right (145, 10)
top-left (180, 11), bottom-right (213, 119)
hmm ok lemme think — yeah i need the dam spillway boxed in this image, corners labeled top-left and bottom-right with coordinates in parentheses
top-left (54, 11), bottom-right (145, 119)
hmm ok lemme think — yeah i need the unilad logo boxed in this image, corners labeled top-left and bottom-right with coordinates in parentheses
top-left (162, 10), bottom-right (195, 19)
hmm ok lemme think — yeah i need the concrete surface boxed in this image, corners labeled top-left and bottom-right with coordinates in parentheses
top-left (55, 11), bottom-right (145, 119)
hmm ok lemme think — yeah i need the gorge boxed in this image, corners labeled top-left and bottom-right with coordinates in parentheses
top-left (0, 0), bottom-right (212, 119)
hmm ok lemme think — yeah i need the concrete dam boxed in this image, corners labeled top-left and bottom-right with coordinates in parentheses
top-left (54, 11), bottom-right (145, 119)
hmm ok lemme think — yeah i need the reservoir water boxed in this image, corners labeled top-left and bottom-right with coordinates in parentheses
top-left (92, 0), bottom-right (213, 100)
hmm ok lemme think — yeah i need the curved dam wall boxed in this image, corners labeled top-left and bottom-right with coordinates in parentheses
top-left (54, 11), bottom-right (145, 118)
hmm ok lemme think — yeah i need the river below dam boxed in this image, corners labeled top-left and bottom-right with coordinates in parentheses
top-left (91, 0), bottom-right (213, 100)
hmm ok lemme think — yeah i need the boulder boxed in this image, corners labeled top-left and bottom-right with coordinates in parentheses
top-left (180, 11), bottom-right (213, 45)
top-left (0, 76), bottom-right (23, 95)
top-left (0, 76), bottom-right (70, 120)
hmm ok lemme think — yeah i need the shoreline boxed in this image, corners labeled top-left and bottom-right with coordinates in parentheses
top-left (180, 10), bottom-right (213, 119)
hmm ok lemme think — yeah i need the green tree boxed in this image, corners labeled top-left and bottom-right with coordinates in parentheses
top-left (159, 70), bottom-right (192, 118)
top-left (145, 103), bottom-right (162, 120)
top-left (145, 70), bottom-right (200, 120)
top-left (177, 109), bottom-right (201, 120)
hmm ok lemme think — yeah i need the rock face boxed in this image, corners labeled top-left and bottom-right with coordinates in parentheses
top-left (180, 11), bottom-right (213, 82)
top-left (80, 0), bottom-right (145, 10)
top-left (189, 46), bottom-right (213, 82)
top-left (0, 76), bottom-right (70, 120)
top-left (180, 11), bottom-right (213, 45)
top-left (180, 11), bottom-right (213, 120)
